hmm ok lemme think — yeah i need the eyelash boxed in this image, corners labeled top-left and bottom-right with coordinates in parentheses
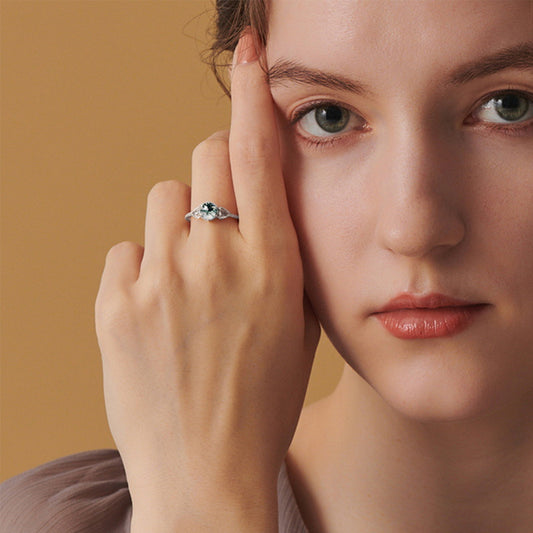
top-left (468, 88), bottom-right (533, 136)
top-left (290, 99), bottom-right (364, 150)
top-left (290, 89), bottom-right (533, 149)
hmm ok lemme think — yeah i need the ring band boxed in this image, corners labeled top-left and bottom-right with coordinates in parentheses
top-left (185, 201), bottom-right (239, 222)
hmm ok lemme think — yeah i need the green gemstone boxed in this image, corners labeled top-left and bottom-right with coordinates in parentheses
top-left (199, 202), bottom-right (218, 220)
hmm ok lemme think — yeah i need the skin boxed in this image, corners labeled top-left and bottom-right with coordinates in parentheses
top-left (96, 32), bottom-right (317, 532)
top-left (95, 0), bottom-right (533, 532)
top-left (265, 0), bottom-right (533, 531)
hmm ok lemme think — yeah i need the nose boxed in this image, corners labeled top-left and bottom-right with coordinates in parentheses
top-left (375, 131), bottom-right (466, 259)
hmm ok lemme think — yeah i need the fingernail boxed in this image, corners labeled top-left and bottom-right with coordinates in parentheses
top-left (235, 29), bottom-right (258, 66)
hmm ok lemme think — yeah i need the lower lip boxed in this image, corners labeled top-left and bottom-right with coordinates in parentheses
top-left (374, 305), bottom-right (488, 339)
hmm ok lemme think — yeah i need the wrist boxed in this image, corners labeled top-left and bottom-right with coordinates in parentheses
top-left (131, 508), bottom-right (278, 533)
top-left (130, 481), bottom-right (279, 533)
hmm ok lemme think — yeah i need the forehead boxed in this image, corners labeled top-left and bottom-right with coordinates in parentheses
top-left (266, 0), bottom-right (533, 84)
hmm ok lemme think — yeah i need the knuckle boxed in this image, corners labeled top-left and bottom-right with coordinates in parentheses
top-left (199, 258), bottom-right (232, 287)
top-left (184, 254), bottom-right (228, 292)
top-left (233, 131), bottom-right (277, 168)
top-left (147, 180), bottom-right (188, 204)
top-left (239, 252), bottom-right (274, 292)
top-left (141, 262), bottom-right (182, 295)
top-left (192, 133), bottom-right (230, 165)
top-left (105, 240), bottom-right (140, 260)
top-left (232, 64), bottom-right (264, 95)
top-left (183, 239), bottom-right (237, 292)
top-left (207, 129), bottom-right (230, 142)
top-left (239, 142), bottom-right (267, 166)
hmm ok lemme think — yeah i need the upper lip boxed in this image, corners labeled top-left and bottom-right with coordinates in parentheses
top-left (374, 292), bottom-right (484, 313)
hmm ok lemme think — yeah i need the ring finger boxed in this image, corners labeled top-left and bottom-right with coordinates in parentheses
top-left (188, 130), bottom-right (239, 240)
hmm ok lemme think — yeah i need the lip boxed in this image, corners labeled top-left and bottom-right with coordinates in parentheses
top-left (372, 293), bottom-right (489, 339)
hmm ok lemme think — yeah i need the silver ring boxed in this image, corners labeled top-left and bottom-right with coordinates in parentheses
top-left (185, 201), bottom-right (239, 222)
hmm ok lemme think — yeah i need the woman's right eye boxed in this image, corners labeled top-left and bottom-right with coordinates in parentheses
top-left (296, 104), bottom-right (365, 137)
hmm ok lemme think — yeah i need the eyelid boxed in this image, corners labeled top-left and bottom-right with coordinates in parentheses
top-left (289, 98), bottom-right (364, 125)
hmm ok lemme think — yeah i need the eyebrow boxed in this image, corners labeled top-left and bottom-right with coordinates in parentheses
top-left (267, 59), bottom-right (373, 95)
top-left (267, 42), bottom-right (533, 93)
top-left (447, 42), bottom-right (533, 85)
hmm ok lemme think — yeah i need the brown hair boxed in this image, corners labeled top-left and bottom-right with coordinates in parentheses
top-left (207, 0), bottom-right (268, 96)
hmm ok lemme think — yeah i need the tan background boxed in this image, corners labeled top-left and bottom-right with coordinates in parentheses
top-left (0, 0), bottom-right (343, 483)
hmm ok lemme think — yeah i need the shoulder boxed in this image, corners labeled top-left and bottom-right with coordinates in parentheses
top-left (0, 449), bottom-right (131, 533)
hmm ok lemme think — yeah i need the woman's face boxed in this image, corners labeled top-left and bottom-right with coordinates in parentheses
top-left (267, 0), bottom-right (533, 421)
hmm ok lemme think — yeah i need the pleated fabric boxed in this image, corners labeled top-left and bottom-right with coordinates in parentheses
top-left (0, 449), bottom-right (308, 532)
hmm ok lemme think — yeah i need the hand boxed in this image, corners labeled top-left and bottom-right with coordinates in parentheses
top-left (94, 31), bottom-right (320, 530)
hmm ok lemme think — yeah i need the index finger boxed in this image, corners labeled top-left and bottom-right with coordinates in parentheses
top-left (229, 31), bottom-right (292, 238)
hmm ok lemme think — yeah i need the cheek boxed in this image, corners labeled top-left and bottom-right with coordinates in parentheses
top-left (473, 152), bottom-right (533, 316)
top-left (466, 139), bottom-right (533, 263)
top-left (279, 137), bottom-right (375, 322)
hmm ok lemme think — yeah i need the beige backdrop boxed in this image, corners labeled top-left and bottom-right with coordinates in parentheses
top-left (0, 0), bottom-right (343, 483)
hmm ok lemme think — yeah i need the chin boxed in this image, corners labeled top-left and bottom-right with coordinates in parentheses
top-left (341, 337), bottom-right (528, 425)
top-left (372, 352), bottom-right (526, 424)
top-left (379, 376), bottom-right (498, 424)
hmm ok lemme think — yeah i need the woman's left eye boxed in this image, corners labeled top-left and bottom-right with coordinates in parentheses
top-left (295, 103), bottom-right (365, 137)
top-left (474, 92), bottom-right (533, 124)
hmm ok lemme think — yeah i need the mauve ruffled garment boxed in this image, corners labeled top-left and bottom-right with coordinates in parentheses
top-left (0, 449), bottom-right (308, 532)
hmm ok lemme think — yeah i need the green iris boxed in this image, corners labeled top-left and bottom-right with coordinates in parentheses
top-left (494, 94), bottom-right (529, 121)
top-left (315, 106), bottom-right (350, 133)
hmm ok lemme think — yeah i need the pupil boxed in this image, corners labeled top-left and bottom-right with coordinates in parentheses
top-left (495, 94), bottom-right (528, 121)
top-left (316, 106), bottom-right (349, 133)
